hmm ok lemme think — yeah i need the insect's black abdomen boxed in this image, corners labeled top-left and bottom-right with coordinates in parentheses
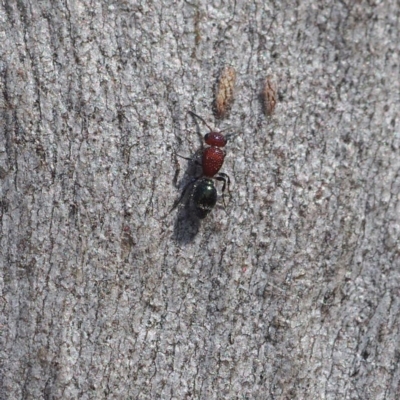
top-left (192, 179), bottom-right (218, 219)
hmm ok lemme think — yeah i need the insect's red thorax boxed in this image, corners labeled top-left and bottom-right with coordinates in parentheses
top-left (202, 147), bottom-right (225, 177)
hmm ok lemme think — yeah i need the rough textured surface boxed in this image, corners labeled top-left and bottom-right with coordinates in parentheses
top-left (1, 1), bottom-right (399, 399)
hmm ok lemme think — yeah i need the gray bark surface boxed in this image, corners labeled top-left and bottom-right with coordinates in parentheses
top-left (1, 1), bottom-right (399, 399)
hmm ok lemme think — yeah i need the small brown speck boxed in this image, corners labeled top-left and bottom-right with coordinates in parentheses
top-left (314, 186), bottom-right (324, 200)
top-left (214, 66), bottom-right (236, 119)
top-left (262, 76), bottom-right (277, 116)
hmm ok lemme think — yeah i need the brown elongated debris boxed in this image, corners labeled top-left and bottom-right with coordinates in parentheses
top-left (214, 66), bottom-right (236, 119)
top-left (262, 76), bottom-right (277, 116)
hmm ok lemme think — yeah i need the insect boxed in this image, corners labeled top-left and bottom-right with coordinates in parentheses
top-left (262, 76), bottom-right (277, 116)
top-left (171, 111), bottom-right (232, 219)
top-left (214, 66), bottom-right (236, 119)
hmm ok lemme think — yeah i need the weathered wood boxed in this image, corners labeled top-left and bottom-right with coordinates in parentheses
top-left (1, 1), bottom-right (399, 399)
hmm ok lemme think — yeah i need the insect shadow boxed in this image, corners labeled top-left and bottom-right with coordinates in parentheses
top-left (171, 151), bottom-right (203, 244)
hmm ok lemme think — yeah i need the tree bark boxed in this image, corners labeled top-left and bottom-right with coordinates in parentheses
top-left (1, 1), bottom-right (399, 399)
